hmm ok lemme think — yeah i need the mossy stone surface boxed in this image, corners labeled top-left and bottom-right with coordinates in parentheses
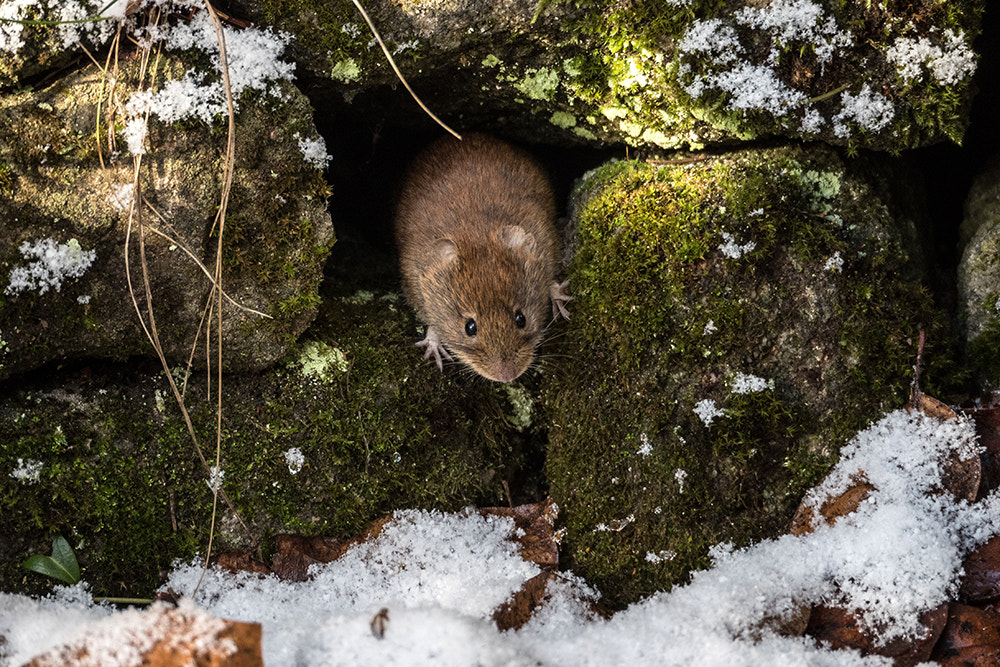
top-left (230, 0), bottom-right (981, 151)
top-left (0, 242), bottom-right (539, 597)
top-left (0, 56), bottom-right (334, 380)
top-left (542, 146), bottom-right (952, 608)
top-left (958, 156), bottom-right (1000, 392)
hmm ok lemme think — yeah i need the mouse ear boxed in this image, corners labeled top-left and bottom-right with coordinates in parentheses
top-left (498, 225), bottom-right (537, 254)
top-left (432, 238), bottom-right (459, 264)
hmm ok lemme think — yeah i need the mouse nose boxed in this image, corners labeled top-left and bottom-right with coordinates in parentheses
top-left (484, 357), bottom-right (527, 383)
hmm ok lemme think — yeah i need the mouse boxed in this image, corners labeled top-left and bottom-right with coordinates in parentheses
top-left (394, 133), bottom-right (571, 383)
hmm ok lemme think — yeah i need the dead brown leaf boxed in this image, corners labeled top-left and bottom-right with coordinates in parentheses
top-left (931, 604), bottom-right (1000, 665)
top-left (27, 605), bottom-right (263, 667)
top-left (960, 536), bottom-right (1000, 605)
top-left (969, 406), bottom-right (1000, 499)
top-left (493, 571), bottom-right (556, 631)
top-left (806, 603), bottom-right (947, 667)
top-left (480, 498), bottom-right (560, 569)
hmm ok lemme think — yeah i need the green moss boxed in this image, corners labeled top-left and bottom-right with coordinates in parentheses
top-left (0, 274), bottom-right (545, 597)
top-left (544, 147), bottom-right (954, 607)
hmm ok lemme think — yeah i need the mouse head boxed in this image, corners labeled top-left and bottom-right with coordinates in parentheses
top-left (418, 226), bottom-right (551, 382)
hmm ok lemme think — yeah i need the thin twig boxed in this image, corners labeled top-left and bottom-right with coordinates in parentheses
top-left (349, 0), bottom-right (461, 140)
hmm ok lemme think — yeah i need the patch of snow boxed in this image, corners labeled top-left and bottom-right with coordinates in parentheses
top-left (832, 85), bottom-right (895, 138)
top-left (284, 448), bottom-right (304, 475)
top-left (735, 0), bottom-right (852, 65)
top-left (886, 29), bottom-right (977, 86)
top-left (121, 9), bottom-right (295, 154)
top-left (206, 465), bottom-right (224, 491)
top-left (674, 468), bottom-right (687, 494)
top-left (694, 398), bottom-right (725, 426)
top-left (718, 231), bottom-right (756, 259)
top-left (731, 373), bottom-right (770, 394)
top-left (11, 457), bottom-right (43, 483)
top-left (636, 432), bottom-right (653, 456)
top-left (109, 183), bottom-right (135, 213)
top-left (4, 408), bottom-right (1000, 666)
top-left (703, 319), bottom-right (718, 336)
top-left (294, 132), bottom-right (332, 170)
top-left (824, 251), bottom-right (844, 273)
top-left (5, 238), bottom-right (97, 296)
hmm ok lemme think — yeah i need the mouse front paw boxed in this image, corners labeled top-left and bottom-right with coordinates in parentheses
top-left (415, 326), bottom-right (453, 371)
top-left (550, 280), bottom-right (573, 321)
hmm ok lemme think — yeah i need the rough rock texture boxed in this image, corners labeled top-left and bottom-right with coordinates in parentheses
top-left (0, 233), bottom-right (544, 598)
top-left (542, 145), bottom-right (953, 607)
top-left (958, 156), bottom-right (1000, 391)
top-left (0, 53), bottom-right (334, 380)
top-left (228, 0), bottom-right (982, 151)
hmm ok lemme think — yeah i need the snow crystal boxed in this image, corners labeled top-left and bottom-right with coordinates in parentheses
top-left (886, 29), bottom-right (976, 86)
top-left (11, 457), bottom-right (43, 483)
top-left (294, 132), bottom-right (332, 170)
top-left (674, 468), bottom-right (687, 494)
top-left (800, 107), bottom-right (824, 133)
top-left (77, 295), bottom-right (91, 304)
top-left (735, 0), bottom-right (852, 65)
top-left (645, 550), bottom-right (676, 564)
top-left (636, 432), bottom-right (652, 456)
top-left (832, 85), bottom-right (895, 137)
top-left (824, 251), bottom-right (844, 273)
top-left (731, 373), bottom-right (769, 394)
top-left (678, 20), bottom-right (742, 66)
top-left (702, 319), bottom-right (718, 336)
top-left (689, 63), bottom-right (807, 115)
top-left (718, 231), bottom-right (756, 259)
top-left (5, 238), bottom-right (97, 296)
top-left (109, 183), bottom-right (135, 213)
top-left (206, 465), bottom-right (224, 491)
top-left (694, 398), bottom-right (725, 426)
top-left (284, 447), bottom-right (304, 475)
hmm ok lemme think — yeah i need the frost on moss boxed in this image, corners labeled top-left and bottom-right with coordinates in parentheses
top-left (543, 146), bottom-right (953, 607)
top-left (259, 0), bottom-right (981, 151)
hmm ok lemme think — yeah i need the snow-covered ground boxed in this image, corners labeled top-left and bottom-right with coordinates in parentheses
top-left (3, 408), bottom-right (998, 666)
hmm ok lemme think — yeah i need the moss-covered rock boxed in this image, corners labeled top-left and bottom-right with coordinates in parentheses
top-left (0, 50), bottom-right (334, 380)
top-left (0, 244), bottom-right (541, 597)
top-left (230, 0), bottom-right (981, 151)
top-left (958, 156), bottom-right (1000, 392)
top-left (542, 145), bottom-right (953, 608)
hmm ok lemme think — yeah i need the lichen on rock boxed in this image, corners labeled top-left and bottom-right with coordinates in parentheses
top-left (542, 145), bottom-right (952, 607)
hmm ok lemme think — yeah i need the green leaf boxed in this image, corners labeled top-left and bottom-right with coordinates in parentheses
top-left (23, 536), bottom-right (81, 585)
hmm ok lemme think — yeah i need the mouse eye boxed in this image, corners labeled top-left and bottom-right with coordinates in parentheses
top-left (465, 318), bottom-right (477, 337)
top-left (514, 310), bottom-right (526, 329)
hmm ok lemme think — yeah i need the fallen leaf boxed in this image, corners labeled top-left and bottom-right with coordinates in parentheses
top-left (932, 603), bottom-right (1000, 665)
top-left (493, 571), bottom-right (556, 631)
top-left (216, 551), bottom-right (270, 576)
top-left (789, 476), bottom-right (874, 537)
top-left (480, 498), bottom-right (559, 569)
top-left (27, 604), bottom-right (262, 667)
top-left (806, 603), bottom-right (947, 667)
top-left (960, 536), bottom-right (1000, 605)
top-left (968, 406), bottom-right (1000, 499)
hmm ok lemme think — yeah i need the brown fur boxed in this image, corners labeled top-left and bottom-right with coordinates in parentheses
top-left (394, 134), bottom-right (561, 382)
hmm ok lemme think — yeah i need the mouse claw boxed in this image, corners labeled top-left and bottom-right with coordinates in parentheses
top-left (415, 327), bottom-right (453, 371)
top-left (550, 280), bottom-right (573, 321)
